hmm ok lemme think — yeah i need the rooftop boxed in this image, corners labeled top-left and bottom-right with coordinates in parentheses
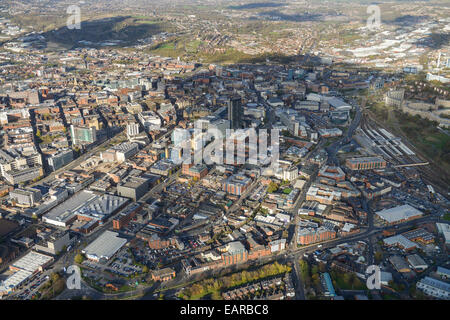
top-left (376, 204), bottom-right (423, 224)
top-left (82, 230), bottom-right (127, 261)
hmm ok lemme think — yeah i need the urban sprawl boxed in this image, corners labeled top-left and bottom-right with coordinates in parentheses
top-left (0, 0), bottom-right (449, 301)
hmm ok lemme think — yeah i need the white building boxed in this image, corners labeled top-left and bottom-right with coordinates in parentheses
top-left (417, 276), bottom-right (450, 299)
top-left (82, 230), bottom-right (127, 262)
top-left (138, 111), bottom-right (161, 131)
top-left (126, 122), bottom-right (140, 137)
top-left (436, 223), bottom-right (450, 244)
top-left (375, 204), bottom-right (423, 224)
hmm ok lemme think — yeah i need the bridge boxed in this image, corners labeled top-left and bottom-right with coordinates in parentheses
top-left (393, 162), bottom-right (429, 168)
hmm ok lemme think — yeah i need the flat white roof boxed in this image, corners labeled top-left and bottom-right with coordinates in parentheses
top-left (436, 223), bottom-right (450, 243)
top-left (11, 251), bottom-right (53, 272)
top-left (0, 270), bottom-right (33, 293)
top-left (82, 230), bottom-right (127, 260)
top-left (383, 234), bottom-right (417, 249)
top-left (0, 251), bottom-right (53, 294)
top-left (376, 204), bottom-right (423, 223)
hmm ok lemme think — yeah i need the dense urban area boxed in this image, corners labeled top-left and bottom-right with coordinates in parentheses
top-left (0, 0), bottom-right (448, 301)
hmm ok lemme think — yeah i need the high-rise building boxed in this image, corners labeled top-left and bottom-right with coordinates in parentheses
top-left (228, 96), bottom-right (243, 129)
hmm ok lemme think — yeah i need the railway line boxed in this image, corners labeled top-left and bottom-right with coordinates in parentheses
top-left (361, 111), bottom-right (449, 195)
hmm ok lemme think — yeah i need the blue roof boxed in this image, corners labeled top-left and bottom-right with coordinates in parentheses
top-left (437, 266), bottom-right (450, 276)
top-left (322, 272), bottom-right (336, 296)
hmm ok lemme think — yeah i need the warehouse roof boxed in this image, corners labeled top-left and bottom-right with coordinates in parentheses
top-left (43, 190), bottom-right (97, 224)
top-left (0, 269), bottom-right (33, 294)
top-left (82, 230), bottom-right (127, 261)
top-left (376, 204), bottom-right (423, 223)
top-left (418, 277), bottom-right (450, 292)
top-left (383, 234), bottom-right (417, 250)
top-left (11, 251), bottom-right (53, 272)
top-left (0, 251), bottom-right (53, 294)
top-left (74, 194), bottom-right (128, 218)
top-left (43, 191), bottom-right (128, 225)
top-left (407, 254), bottom-right (428, 269)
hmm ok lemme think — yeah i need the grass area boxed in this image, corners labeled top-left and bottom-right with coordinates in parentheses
top-left (368, 98), bottom-right (450, 180)
top-left (393, 110), bottom-right (450, 174)
top-left (443, 213), bottom-right (450, 222)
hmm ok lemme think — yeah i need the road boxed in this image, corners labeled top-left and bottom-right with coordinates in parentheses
top-left (28, 129), bottom-right (125, 188)
top-left (58, 211), bottom-right (441, 301)
top-left (326, 100), bottom-right (361, 165)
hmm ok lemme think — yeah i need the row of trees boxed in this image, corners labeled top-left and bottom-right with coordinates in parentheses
top-left (181, 262), bottom-right (292, 300)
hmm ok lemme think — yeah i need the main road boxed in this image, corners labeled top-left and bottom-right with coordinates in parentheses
top-left (326, 101), bottom-right (361, 166)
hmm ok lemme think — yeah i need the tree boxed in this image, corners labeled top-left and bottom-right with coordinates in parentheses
top-left (74, 253), bottom-right (84, 264)
top-left (311, 274), bottom-right (320, 288)
top-left (318, 262), bottom-right (326, 273)
top-left (267, 182), bottom-right (278, 193)
top-left (51, 272), bottom-right (60, 283)
top-left (211, 290), bottom-right (222, 300)
top-left (374, 251), bottom-right (383, 264)
top-left (343, 272), bottom-right (353, 287)
top-left (311, 265), bottom-right (319, 275)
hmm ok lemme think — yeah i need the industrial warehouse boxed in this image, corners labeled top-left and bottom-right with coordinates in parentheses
top-left (375, 204), bottom-right (424, 225)
top-left (82, 230), bottom-right (128, 262)
top-left (0, 251), bottom-right (53, 296)
top-left (42, 190), bottom-right (129, 230)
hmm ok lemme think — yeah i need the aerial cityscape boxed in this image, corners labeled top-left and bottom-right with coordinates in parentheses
top-left (0, 0), bottom-right (449, 305)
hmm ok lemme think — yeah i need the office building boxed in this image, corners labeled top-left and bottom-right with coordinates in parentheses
top-left (34, 229), bottom-right (71, 255)
top-left (298, 226), bottom-right (336, 245)
top-left (182, 163), bottom-right (208, 179)
top-left (126, 122), bottom-right (140, 137)
top-left (113, 203), bottom-right (142, 230)
top-left (3, 166), bottom-right (43, 185)
top-left (221, 241), bottom-right (248, 266)
top-left (9, 187), bottom-right (42, 207)
top-left (47, 149), bottom-right (73, 172)
top-left (101, 142), bottom-right (139, 163)
top-left (436, 223), bottom-right (450, 244)
top-left (228, 96), bottom-right (243, 129)
top-left (117, 176), bottom-right (150, 201)
top-left (222, 173), bottom-right (252, 196)
top-left (70, 125), bottom-right (97, 145)
top-left (152, 268), bottom-right (176, 282)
